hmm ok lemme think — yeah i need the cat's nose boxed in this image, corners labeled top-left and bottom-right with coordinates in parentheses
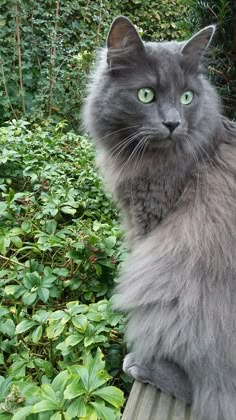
top-left (162, 121), bottom-right (180, 133)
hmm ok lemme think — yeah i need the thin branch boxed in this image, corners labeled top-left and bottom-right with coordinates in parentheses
top-left (14, 0), bottom-right (26, 113)
top-left (96, 1), bottom-right (103, 43)
top-left (0, 61), bottom-right (18, 119)
top-left (48, 0), bottom-right (60, 116)
top-left (0, 255), bottom-right (25, 267)
top-left (208, 65), bottom-right (231, 83)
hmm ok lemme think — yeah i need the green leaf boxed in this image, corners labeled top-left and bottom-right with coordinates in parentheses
top-left (74, 366), bottom-right (90, 390)
top-left (16, 320), bottom-right (36, 334)
top-left (50, 413), bottom-right (62, 420)
top-left (84, 336), bottom-right (94, 347)
top-left (52, 370), bottom-right (69, 392)
top-left (0, 236), bottom-right (11, 255)
top-left (56, 341), bottom-right (70, 355)
top-left (23, 291), bottom-right (38, 306)
top-left (21, 220), bottom-right (31, 233)
top-left (87, 349), bottom-right (110, 392)
top-left (65, 396), bottom-right (86, 418)
top-left (0, 202), bottom-right (7, 215)
top-left (84, 406), bottom-right (97, 420)
top-left (9, 360), bottom-right (26, 377)
top-left (18, 382), bottom-right (40, 402)
top-left (41, 384), bottom-right (57, 400)
top-left (49, 310), bottom-right (67, 321)
top-left (71, 315), bottom-right (88, 333)
top-left (33, 400), bottom-right (59, 413)
top-left (53, 268), bottom-right (69, 277)
top-left (4, 285), bottom-right (17, 295)
top-left (0, 377), bottom-right (12, 399)
top-left (45, 220), bottom-right (57, 235)
top-left (93, 221), bottom-right (104, 232)
top-left (61, 206), bottom-right (76, 215)
top-left (64, 380), bottom-right (85, 399)
top-left (47, 322), bottom-right (65, 339)
top-left (23, 272), bottom-right (41, 288)
top-left (104, 236), bottom-right (116, 249)
top-left (1, 319), bottom-right (15, 336)
top-left (86, 312), bottom-right (102, 322)
top-left (10, 236), bottom-right (23, 249)
top-left (31, 325), bottom-right (43, 342)
top-left (38, 287), bottom-right (50, 303)
top-left (65, 333), bottom-right (83, 347)
top-left (92, 386), bottom-right (124, 408)
top-left (12, 406), bottom-right (33, 420)
top-left (90, 401), bottom-right (116, 420)
top-left (32, 310), bottom-right (49, 324)
top-left (0, 414), bottom-right (12, 420)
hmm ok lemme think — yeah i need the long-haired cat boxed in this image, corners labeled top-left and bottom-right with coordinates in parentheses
top-left (83, 16), bottom-right (236, 420)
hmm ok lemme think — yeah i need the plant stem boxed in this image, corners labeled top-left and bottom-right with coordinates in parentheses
top-left (14, 0), bottom-right (26, 113)
top-left (48, 0), bottom-right (60, 116)
top-left (0, 255), bottom-right (25, 267)
top-left (0, 62), bottom-right (18, 119)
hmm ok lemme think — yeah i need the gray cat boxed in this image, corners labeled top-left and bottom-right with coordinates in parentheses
top-left (83, 16), bottom-right (236, 420)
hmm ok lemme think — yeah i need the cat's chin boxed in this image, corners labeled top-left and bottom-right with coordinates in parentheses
top-left (147, 137), bottom-right (174, 149)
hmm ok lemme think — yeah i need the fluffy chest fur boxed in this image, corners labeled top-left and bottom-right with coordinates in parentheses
top-left (116, 174), bottom-right (184, 236)
top-left (97, 147), bottom-right (192, 243)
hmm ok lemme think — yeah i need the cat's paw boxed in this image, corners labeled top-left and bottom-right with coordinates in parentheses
top-left (123, 353), bottom-right (154, 385)
top-left (123, 353), bottom-right (136, 375)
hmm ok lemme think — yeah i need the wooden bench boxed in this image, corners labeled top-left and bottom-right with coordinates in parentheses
top-left (122, 381), bottom-right (198, 420)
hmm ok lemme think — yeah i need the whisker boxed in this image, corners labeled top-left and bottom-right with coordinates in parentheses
top-left (102, 132), bottom-right (142, 173)
top-left (129, 136), bottom-right (148, 205)
top-left (113, 138), bottom-right (145, 187)
top-left (95, 125), bottom-right (141, 143)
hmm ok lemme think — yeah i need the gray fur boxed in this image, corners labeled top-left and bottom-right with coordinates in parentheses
top-left (83, 16), bottom-right (236, 420)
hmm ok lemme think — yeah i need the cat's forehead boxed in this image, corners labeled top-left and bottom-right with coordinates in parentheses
top-left (144, 41), bottom-right (185, 89)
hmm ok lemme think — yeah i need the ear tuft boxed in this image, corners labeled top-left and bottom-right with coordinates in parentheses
top-left (107, 16), bottom-right (145, 69)
top-left (107, 16), bottom-right (143, 50)
top-left (181, 25), bottom-right (216, 67)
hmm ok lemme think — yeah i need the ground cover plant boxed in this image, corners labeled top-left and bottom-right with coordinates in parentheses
top-left (0, 119), bottom-right (130, 419)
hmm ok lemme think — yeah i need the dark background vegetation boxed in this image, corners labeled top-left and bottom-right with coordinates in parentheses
top-left (0, 1), bottom-right (235, 419)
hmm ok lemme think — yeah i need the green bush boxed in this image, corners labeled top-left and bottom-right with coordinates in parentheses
top-left (0, 120), bottom-right (130, 419)
top-left (190, 0), bottom-right (236, 119)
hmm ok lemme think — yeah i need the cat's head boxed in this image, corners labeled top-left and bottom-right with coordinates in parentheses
top-left (84, 16), bottom-right (221, 158)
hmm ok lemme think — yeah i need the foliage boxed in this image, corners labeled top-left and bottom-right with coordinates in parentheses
top-left (0, 348), bottom-right (124, 420)
top-left (190, 0), bottom-right (236, 119)
top-left (0, 120), bottom-right (130, 418)
top-left (0, 0), bottom-right (192, 126)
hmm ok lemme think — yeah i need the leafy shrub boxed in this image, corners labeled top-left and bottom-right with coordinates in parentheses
top-left (0, 120), bottom-right (130, 419)
top-left (0, 348), bottom-right (124, 420)
top-left (190, 0), bottom-right (236, 119)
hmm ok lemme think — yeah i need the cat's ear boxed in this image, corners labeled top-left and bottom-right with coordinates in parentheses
top-left (181, 26), bottom-right (216, 70)
top-left (107, 16), bottom-right (145, 69)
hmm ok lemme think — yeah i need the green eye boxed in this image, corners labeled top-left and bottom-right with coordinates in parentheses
top-left (180, 91), bottom-right (194, 105)
top-left (137, 87), bottom-right (155, 104)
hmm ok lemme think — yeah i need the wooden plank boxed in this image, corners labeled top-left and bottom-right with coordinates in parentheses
top-left (122, 381), bottom-right (143, 420)
top-left (122, 381), bottom-right (198, 420)
top-left (154, 391), bottom-right (174, 420)
top-left (173, 399), bottom-right (188, 420)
